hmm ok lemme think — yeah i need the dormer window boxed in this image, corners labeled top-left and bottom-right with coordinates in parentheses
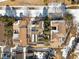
top-left (52, 27), bottom-right (56, 30)
top-left (51, 26), bottom-right (59, 33)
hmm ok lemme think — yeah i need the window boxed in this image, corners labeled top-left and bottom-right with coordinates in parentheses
top-left (51, 26), bottom-right (59, 33)
top-left (31, 27), bottom-right (36, 32)
top-left (28, 7), bottom-right (36, 10)
top-left (52, 27), bottom-right (56, 30)
top-left (14, 30), bottom-right (19, 34)
top-left (31, 27), bottom-right (38, 32)
top-left (20, 25), bottom-right (27, 28)
top-left (32, 21), bottom-right (37, 24)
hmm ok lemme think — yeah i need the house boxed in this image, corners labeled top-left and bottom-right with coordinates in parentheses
top-left (18, 17), bottom-right (44, 46)
top-left (19, 18), bottom-right (29, 46)
top-left (50, 20), bottom-right (66, 48)
top-left (13, 18), bottom-right (29, 46)
top-left (48, 3), bottom-right (67, 48)
top-left (29, 18), bottom-right (44, 43)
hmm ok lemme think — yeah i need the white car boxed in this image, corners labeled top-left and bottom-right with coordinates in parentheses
top-left (68, 37), bottom-right (75, 48)
top-left (61, 46), bottom-right (70, 59)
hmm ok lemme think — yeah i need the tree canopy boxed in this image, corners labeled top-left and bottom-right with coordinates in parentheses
top-left (0, 16), bottom-right (15, 46)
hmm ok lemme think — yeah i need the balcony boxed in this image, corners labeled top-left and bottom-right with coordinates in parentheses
top-left (32, 21), bottom-right (39, 24)
top-left (31, 20), bottom-right (40, 27)
top-left (31, 27), bottom-right (38, 32)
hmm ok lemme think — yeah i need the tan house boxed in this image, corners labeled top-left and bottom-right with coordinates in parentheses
top-left (13, 17), bottom-right (44, 46)
top-left (19, 18), bottom-right (29, 46)
top-left (18, 17), bottom-right (44, 46)
top-left (50, 20), bottom-right (66, 48)
top-left (13, 18), bottom-right (30, 46)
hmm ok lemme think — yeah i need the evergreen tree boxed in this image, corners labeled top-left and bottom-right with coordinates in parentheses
top-left (0, 16), bottom-right (15, 47)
